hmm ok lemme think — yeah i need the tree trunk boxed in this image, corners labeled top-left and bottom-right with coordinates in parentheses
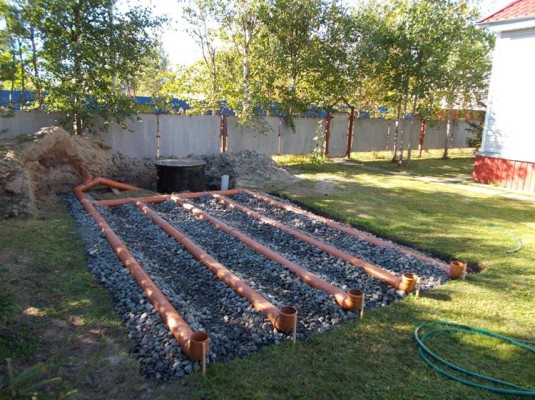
top-left (30, 26), bottom-right (43, 109)
top-left (73, 4), bottom-right (83, 135)
top-left (398, 96), bottom-right (409, 165)
top-left (242, 48), bottom-right (250, 117)
top-left (386, 119), bottom-right (391, 151)
top-left (406, 95), bottom-right (418, 166)
top-left (418, 119), bottom-right (426, 157)
top-left (406, 119), bottom-right (413, 166)
top-left (442, 108), bottom-right (453, 159)
top-left (10, 40), bottom-right (16, 107)
top-left (211, 50), bottom-right (218, 114)
top-left (17, 38), bottom-right (25, 110)
top-left (109, 3), bottom-right (117, 93)
top-left (391, 102), bottom-right (401, 162)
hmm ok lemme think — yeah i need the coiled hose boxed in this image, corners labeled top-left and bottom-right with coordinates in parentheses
top-left (415, 322), bottom-right (535, 396)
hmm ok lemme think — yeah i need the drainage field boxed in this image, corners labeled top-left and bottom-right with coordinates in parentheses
top-left (64, 188), bottom-right (450, 380)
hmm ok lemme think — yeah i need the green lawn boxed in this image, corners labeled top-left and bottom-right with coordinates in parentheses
top-left (1, 153), bottom-right (534, 399)
top-left (347, 148), bottom-right (477, 179)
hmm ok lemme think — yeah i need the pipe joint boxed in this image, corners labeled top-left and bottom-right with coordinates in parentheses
top-left (341, 289), bottom-right (364, 311)
top-left (396, 273), bottom-right (418, 292)
top-left (273, 306), bottom-right (298, 332)
top-left (449, 260), bottom-right (467, 279)
top-left (182, 331), bottom-right (209, 361)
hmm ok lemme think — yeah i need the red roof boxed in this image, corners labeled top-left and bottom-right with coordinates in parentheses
top-left (480, 0), bottom-right (535, 23)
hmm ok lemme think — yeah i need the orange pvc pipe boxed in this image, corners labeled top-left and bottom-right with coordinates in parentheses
top-left (81, 176), bottom-right (143, 192)
top-left (241, 189), bottom-right (454, 277)
top-left (93, 189), bottom-right (242, 207)
top-left (172, 189), bottom-right (241, 199)
top-left (93, 195), bottom-right (171, 207)
top-left (213, 194), bottom-right (417, 292)
top-left (135, 201), bottom-right (297, 332)
top-left (74, 181), bottom-right (208, 361)
top-left (172, 196), bottom-right (363, 311)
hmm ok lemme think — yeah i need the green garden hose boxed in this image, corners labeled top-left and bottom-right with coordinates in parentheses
top-left (414, 322), bottom-right (535, 396)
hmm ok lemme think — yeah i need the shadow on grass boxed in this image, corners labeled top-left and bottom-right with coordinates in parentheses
top-left (181, 163), bottom-right (535, 399)
top-left (186, 294), bottom-right (534, 400)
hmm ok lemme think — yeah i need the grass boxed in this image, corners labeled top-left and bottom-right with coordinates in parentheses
top-left (0, 201), bottom-right (147, 398)
top-left (1, 153), bottom-right (534, 399)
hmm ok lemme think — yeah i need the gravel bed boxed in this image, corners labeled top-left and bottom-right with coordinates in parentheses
top-left (63, 189), bottom-right (449, 382)
top-left (98, 203), bottom-right (292, 371)
top-left (64, 194), bottom-right (193, 381)
top-left (149, 200), bottom-right (356, 330)
top-left (186, 196), bottom-right (397, 308)
top-left (225, 192), bottom-right (450, 289)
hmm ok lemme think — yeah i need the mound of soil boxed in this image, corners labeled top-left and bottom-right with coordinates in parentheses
top-left (0, 127), bottom-right (297, 219)
top-left (0, 127), bottom-right (112, 218)
top-left (201, 150), bottom-right (298, 190)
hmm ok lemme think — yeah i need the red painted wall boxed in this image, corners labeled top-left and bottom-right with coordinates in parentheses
top-left (473, 155), bottom-right (535, 193)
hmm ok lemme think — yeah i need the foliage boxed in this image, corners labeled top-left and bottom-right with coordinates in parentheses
top-left (259, 0), bottom-right (359, 116)
top-left (0, 0), bottom-right (165, 134)
top-left (466, 120), bottom-right (484, 149)
top-left (351, 0), bottom-right (493, 162)
top-left (179, 0), bottom-right (359, 127)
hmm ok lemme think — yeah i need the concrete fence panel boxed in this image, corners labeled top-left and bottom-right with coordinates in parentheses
top-left (0, 111), bottom-right (67, 138)
top-left (101, 115), bottom-right (158, 158)
top-left (354, 119), bottom-right (391, 151)
top-left (159, 115), bottom-right (220, 157)
top-left (2, 111), bottom-right (477, 157)
top-left (423, 121), bottom-right (447, 149)
top-left (226, 116), bottom-right (280, 154)
top-left (280, 117), bottom-right (319, 154)
top-left (329, 114), bottom-right (350, 157)
top-left (452, 122), bottom-right (475, 148)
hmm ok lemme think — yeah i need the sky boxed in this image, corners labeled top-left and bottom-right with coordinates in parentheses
top-left (118, 0), bottom-right (200, 67)
top-left (121, 0), bottom-right (515, 69)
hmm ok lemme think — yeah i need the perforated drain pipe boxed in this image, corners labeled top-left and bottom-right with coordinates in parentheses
top-left (172, 196), bottom-right (364, 312)
top-left (242, 190), bottom-right (460, 278)
top-left (134, 201), bottom-right (298, 334)
top-left (212, 194), bottom-right (418, 293)
top-left (74, 179), bottom-right (209, 362)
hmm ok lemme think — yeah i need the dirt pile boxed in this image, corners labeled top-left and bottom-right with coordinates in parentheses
top-left (0, 127), bottom-right (297, 218)
top-left (0, 126), bottom-right (116, 218)
top-left (202, 150), bottom-right (298, 190)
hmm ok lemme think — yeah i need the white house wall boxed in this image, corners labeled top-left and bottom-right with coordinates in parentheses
top-left (482, 27), bottom-right (535, 163)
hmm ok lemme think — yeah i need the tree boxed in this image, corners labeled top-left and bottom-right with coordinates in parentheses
top-left (353, 0), bottom-right (493, 164)
top-left (259, 0), bottom-right (359, 117)
top-left (437, 2), bottom-right (493, 159)
top-left (180, 0), bottom-right (359, 127)
top-left (183, 0), bottom-right (225, 114)
top-left (4, 0), bottom-right (165, 134)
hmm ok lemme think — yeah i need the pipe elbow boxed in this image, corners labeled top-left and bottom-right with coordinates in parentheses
top-left (395, 273), bottom-right (418, 292)
top-left (340, 289), bottom-right (364, 311)
top-left (449, 260), bottom-right (466, 279)
top-left (273, 306), bottom-right (298, 332)
top-left (180, 331), bottom-right (209, 361)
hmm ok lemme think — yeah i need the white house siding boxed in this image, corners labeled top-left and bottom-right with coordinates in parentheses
top-left (481, 27), bottom-right (535, 163)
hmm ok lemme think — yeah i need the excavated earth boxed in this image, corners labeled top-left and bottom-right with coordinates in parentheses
top-left (63, 189), bottom-right (449, 381)
top-left (0, 126), bottom-right (296, 218)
